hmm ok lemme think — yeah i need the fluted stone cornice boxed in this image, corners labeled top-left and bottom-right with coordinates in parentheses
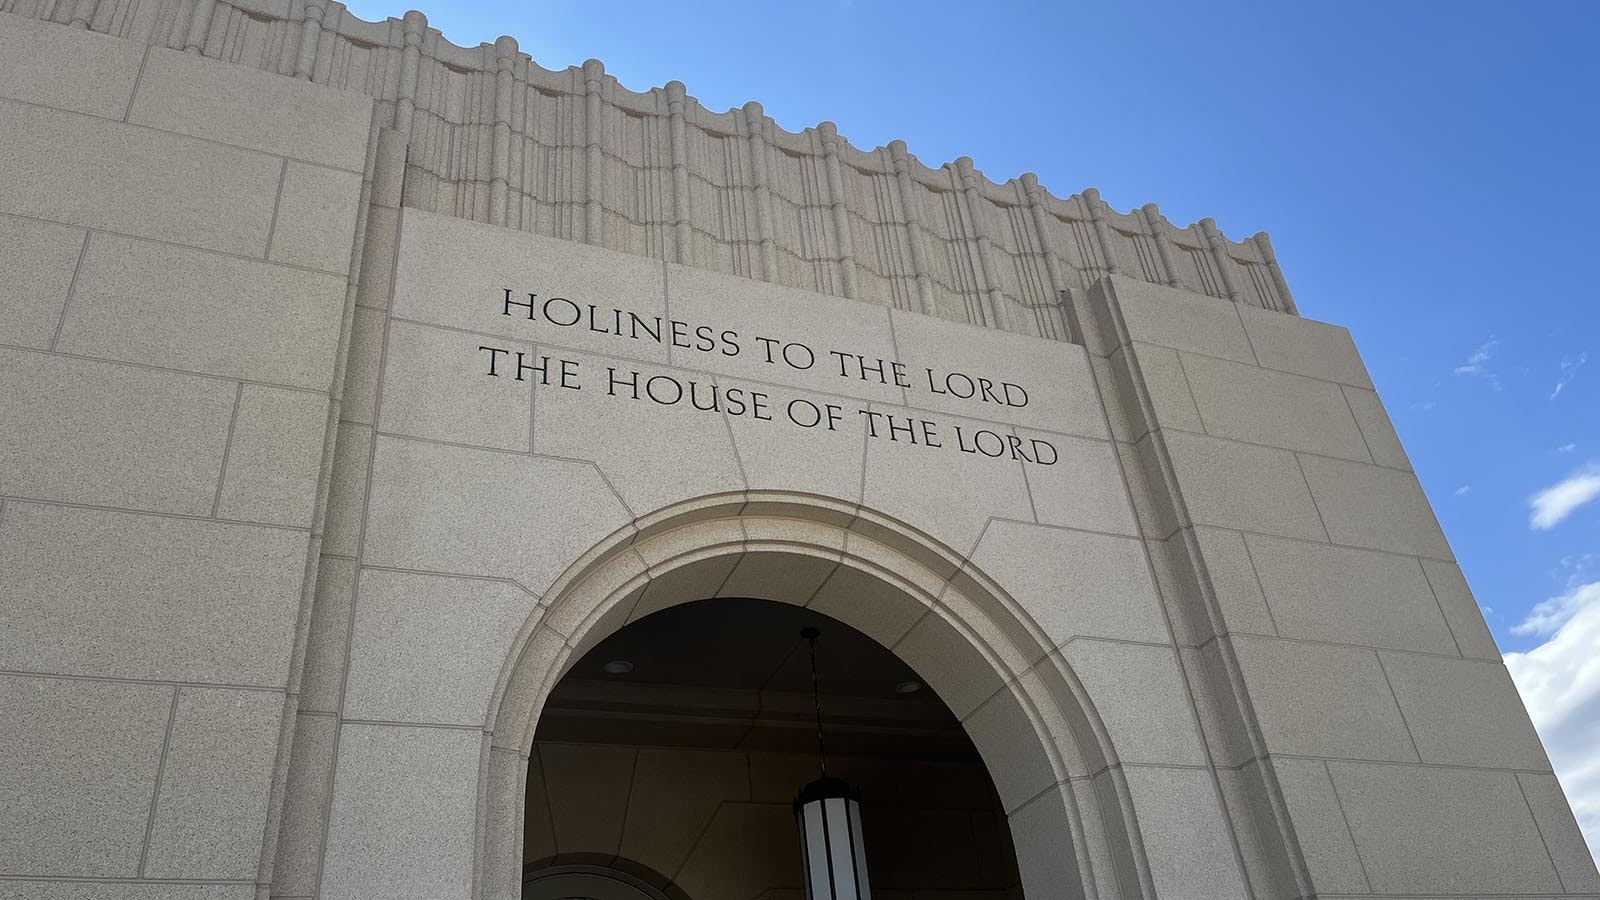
top-left (11, 0), bottom-right (1299, 336)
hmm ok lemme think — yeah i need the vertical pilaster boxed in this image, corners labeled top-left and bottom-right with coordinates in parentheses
top-left (1253, 231), bottom-right (1298, 314)
top-left (293, 0), bottom-right (325, 80)
top-left (1201, 217), bottom-right (1243, 303)
top-left (582, 58), bottom-right (605, 246)
top-left (1020, 173), bottom-right (1065, 302)
top-left (488, 35), bottom-right (517, 227)
top-left (817, 121), bottom-right (858, 299)
top-left (394, 11), bottom-right (426, 136)
top-left (1082, 187), bottom-right (1121, 277)
top-left (68, 0), bottom-right (96, 29)
top-left (954, 157), bottom-right (1010, 331)
top-left (1141, 203), bottom-right (1182, 288)
top-left (742, 101), bottom-right (777, 282)
top-left (184, 0), bottom-right (215, 54)
top-left (888, 140), bottom-right (935, 316)
top-left (665, 81), bottom-right (693, 265)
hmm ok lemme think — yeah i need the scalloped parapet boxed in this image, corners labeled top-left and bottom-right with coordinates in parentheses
top-left (12, 0), bottom-right (1298, 334)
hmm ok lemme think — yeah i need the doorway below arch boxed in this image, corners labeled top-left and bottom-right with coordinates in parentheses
top-left (522, 597), bottom-right (1024, 899)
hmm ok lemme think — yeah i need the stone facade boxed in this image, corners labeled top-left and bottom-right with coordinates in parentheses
top-left (0, 6), bottom-right (1595, 900)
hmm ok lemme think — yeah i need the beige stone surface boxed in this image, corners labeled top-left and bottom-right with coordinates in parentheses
top-left (299, 558), bottom-right (356, 714)
top-left (1230, 635), bottom-right (1417, 761)
top-left (0, 350), bottom-right (235, 515)
top-left (0, 98), bottom-right (281, 257)
top-left (320, 421), bottom-right (372, 557)
top-left (807, 563), bottom-right (928, 649)
top-left (1299, 454), bottom-right (1452, 559)
top-left (0, 503), bottom-right (307, 686)
top-left (1244, 533), bottom-right (1458, 653)
top-left (1180, 351), bottom-right (1370, 461)
top-left (129, 48), bottom-right (372, 171)
top-left (1518, 772), bottom-right (1600, 892)
top-left (667, 262), bottom-right (900, 405)
top-left (1021, 431), bottom-right (1141, 537)
top-left (378, 319), bottom-right (533, 452)
top-left (892, 607), bottom-right (1006, 721)
top-left (532, 352), bottom-right (745, 516)
top-left (0, 675), bottom-right (170, 877)
top-left (0, 884), bottom-right (254, 900)
top-left (888, 307), bottom-right (1108, 438)
top-left (721, 378), bottom-right (867, 502)
top-left (59, 234), bottom-right (346, 390)
top-left (1342, 385), bottom-right (1411, 470)
top-left (1006, 787), bottom-right (1086, 899)
top-left (1061, 640), bottom-right (1207, 766)
top-left (362, 435), bottom-right (631, 596)
top-left (340, 306), bottom-right (386, 425)
top-left (270, 712), bottom-right (337, 896)
top-left (961, 681), bottom-right (1058, 812)
top-left (1161, 429), bottom-right (1326, 541)
top-left (1123, 342), bottom-right (1203, 435)
top-left (1420, 561), bottom-right (1501, 662)
top-left (861, 410), bottom-right (1035, 555)
top-left (1238, 304), bottom-right (1374, 389)
top-left (1328, 761), bottom-right (1563, 894)
top-left (1103, 276), bottom-right (1255, 363)
top-left (144, 688), bottom-right (285, 879)
top-left (322, 724), bottom-right (482, 900)
top-left (344, 569), bottom-right (541, 726)
top-left (1379, 652), bottom-right (1550, 769)
top-left (270, 161), bottom-right (364, 274)
top-left (968, 521), bottom-right (1168, 647)
top-left (1122, 765), bottom-right (1248, 899)
top-left (1191, 526), bottom-right (1276, 636)
top-left (1268, 756), bottom-right (1369, 895)
top-left (0, 12), bottom-right (145, 118)
top-left (392, 210), bottom-right (669, 361)
top-left (0, 214), bottom-right (83, 349)
top-left (216, 384), bottom-right (330, 527)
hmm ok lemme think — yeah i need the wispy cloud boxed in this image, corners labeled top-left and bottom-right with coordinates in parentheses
top-left (1506, 582), bottom-right (1600, 860)
top-left (1557, 443), bottom-right (1578, 454)
top-left (1454, 484), bottom-right (1472, 496)
top-left (1531, 465), bottom-right (1600, 530)
top-left (1453, 337), bottom-right (1502, 390)
top-left (1551, 351), bottom-right (1588, 399)
top-left (1411, 400), bottom-right (1437, 412)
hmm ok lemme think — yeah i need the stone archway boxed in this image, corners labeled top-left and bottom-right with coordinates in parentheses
top-left (475, 491), bottom-right (1157, 900)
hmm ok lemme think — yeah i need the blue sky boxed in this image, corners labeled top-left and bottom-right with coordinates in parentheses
top-left (350, 0), bottom-right (1599, 855)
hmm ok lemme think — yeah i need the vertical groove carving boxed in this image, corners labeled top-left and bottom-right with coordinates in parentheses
top-left (1021, 172), bottom-right (1068, 339)
top-left (818, 121), bottom-right (858, 300)
top-left (69, 0), bottom-right (95, 28)
top-left (889, 140), bottom-right (936, 316)
top-left (742, 101), bottom-right (777, 282)
top-left (1141, 203), bottom-right (1181, 288)
top-left (954, 157), bottom-right (1010, 331)
top-left (582, 58), bottom-right (604, 245)
top-left (666, 81), bottom-right (693, 265)
top-left (184, 0), bottom-right (213, 53)
top-left (1082, 188), bottom-right (1120, 277)
top-left (488, 34), bottom-right (516, 227)
top-left (1201, 217), bottom-right (1243, 303)
top-left (1253, 232), bottom-right (1297, 314)
top-left (292, 0), bottom-right (323, 80)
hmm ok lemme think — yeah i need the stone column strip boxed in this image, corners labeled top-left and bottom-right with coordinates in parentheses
top-left (293, 0), bottom-right (325, 81)
top-left (1201, 216), bottom-right (1244, 303)
top-left (184, 0), bottom-right (216, 54)
top-left (818, 121), bottom-right (859, 299)
top-left (954, 157), bottom-right (1011, 331)
top-left (1253, 231), bottom-right (1299, 314)
top-left (1141, 202), bottom-right (1183, 288)
top-left (489, 35), bottom-right (518, 227)
top-left (1081, 188), bottom-right (1121, 278)
top-left (888, 140), bottom-right (936, 316)
top-left (582, 58), bottom-right (605, 245)
top-left (742, 101), bottom-right (778, 282)
top-left (665, 81), bottom-right (694, 265)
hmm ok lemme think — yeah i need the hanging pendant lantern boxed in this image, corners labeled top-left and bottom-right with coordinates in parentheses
top-left (793, 627), bottom-right (872, 900)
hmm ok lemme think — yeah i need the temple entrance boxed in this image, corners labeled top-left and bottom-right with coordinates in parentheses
top-left (521, 597), bottom-right (1022, 898)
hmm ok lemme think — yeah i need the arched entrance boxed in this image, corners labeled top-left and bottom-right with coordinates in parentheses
top-left (477, 492), bottom-right (1156, 900)
top-left (524, 864), bottom-right (676, 900)
top-left (523, 596), bottom-right (1024, 896)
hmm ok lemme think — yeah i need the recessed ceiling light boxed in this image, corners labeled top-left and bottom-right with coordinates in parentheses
top-left (602, 659), bottom-right (634, 675)
top-left (894, 680), bottom-right (921, 694)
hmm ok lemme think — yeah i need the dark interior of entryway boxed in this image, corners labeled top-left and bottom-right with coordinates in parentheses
top-left (522, 596), bottom-right (1024, 900)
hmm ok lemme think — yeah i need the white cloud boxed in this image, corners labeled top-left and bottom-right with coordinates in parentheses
top-left (1454, 484), bottom-right (1472, 496)
top-left (1506, 581), bottom-right (1600, 863)
top-left (1530, 464), bottom-right (1600, 530)
top-left (1558, 443), bottom-right (1579, 454)
top-left (1551, 351), bottom-right (1588, 400)
top-left (1453, 338), bottom-right (1502, 389)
